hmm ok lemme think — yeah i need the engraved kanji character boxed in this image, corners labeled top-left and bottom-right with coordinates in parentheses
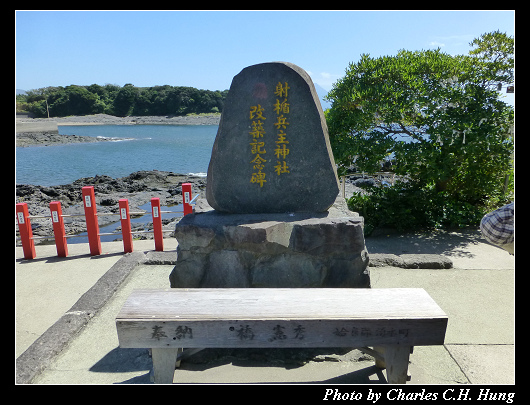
top-left (274, 143), bottom-right (290, 159)
top-left (375, 328), bottom-right (386, 337)
top-left (250, 140), bottom-right (267, 154)
top-left (274, 160), bottom-right (290, 175)
top-left (174, 326), bottom-right (193, 340)
top-left (151, 325), bottom-right (167, 340)
top-left (275, 131), bottom-right (289, 144)
top-left (249, 120), bottom-right (266, 138)
top-left (236, 325), bottom-right (255, 340)
top-left (385, 328), bottom-right (397, 337)
top-left (250, 171), bottom-right (267, 187)
top-left (398, 329), bottom-right (409, 337)
top-left (273, 114), bottom-right (289, 130)
top-left (274, 82), bottom-right (290, 98)
top-left (333, 327), bottom-right (348, 337)
top-left (273, 99), bottom-right (290, 115)
top-left (250, 154), bottom-right (266, 171)
top-left (249, 104), bottom-right (266, 120)
top-left (360, 328), bottom-right (372, 337)
top-left (268, 324), bottom-right (287, 341)
top-left (293, 325), bottom-right (305, 340)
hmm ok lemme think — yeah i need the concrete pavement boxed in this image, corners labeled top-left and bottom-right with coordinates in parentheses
top-left (16, 229), bottom-right (514, 384)
top-left (16, 239), bottom-right (178, 358)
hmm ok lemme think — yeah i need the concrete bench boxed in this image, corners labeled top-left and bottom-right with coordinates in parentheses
top-left (116, 288), bottom-right (447, 384)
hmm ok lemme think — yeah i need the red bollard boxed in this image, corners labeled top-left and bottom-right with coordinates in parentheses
top-left (82, 186), bottom-right (102, 256)
top-left (16, 203), bottom-right (36, 260)
top-left (151, 197), bottom-right (164, 251)
top-left (119, 199), bottom-right (133, 253)
top-left (50, 201), bottom-right (68, 257)
top-left (182, 183), bottom-right (193, 216)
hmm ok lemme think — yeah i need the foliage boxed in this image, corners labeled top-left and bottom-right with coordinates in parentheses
top-left (347, 181), bottom-right (488, 235)
top-left (18, 83), bottom-right (228, 118)
top-left (325, 31), bottom-right (514, 208)
top-left (326, 31), bottom-right (514, 233)
top-left (113, 84), bottom-right (138, 117)
top-left (469, 29), bottom-right (514, 84)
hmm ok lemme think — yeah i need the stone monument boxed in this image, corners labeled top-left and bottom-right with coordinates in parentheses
top-left (206, 62), bottom-right (339, 213)
top-left (170, 62), bottom-right (370, 288)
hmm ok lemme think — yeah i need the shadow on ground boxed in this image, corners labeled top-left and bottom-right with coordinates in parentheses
top-left (90, 346), bottom-right (386, 384)
top-left (365, 228), bottom-right (484, 258)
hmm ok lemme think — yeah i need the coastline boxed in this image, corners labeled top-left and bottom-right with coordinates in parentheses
top-left (17, 113), bottom-right (221, 126)
top-left (16, 132), bottom-right (134, 147)
top-left (16, 113), bottom-right (221, 147)
top-left (15, 169), bottom-right (375, 245)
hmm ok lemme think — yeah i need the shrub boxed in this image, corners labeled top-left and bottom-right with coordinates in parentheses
top-left (347, 181), bottom-right (490, 235)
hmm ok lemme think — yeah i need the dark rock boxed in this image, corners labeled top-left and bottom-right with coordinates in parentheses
top-left (368, 254), bottom-right (404, 268)
top-left (40, 186), bottom-right (62, 197)
top-left (206, 62), bottom-right (340, 214)
top-left (354, 178), bottom-right (376, 188)
top-left (99, 197), bottom-right (118, 206)
top-left (400, 254), bottom-right (453, 269)
top-left (168, 186), bottom-right (182, 196)
top-left (93, 174), bottom-right (113, 184)
top-left (368, 253), bottom-right (452, 269)
top-left (145, 251), bottom-right (177, 265)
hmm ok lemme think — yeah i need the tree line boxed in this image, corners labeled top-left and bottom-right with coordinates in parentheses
top-left (16, 83), bottom-right (229, 118)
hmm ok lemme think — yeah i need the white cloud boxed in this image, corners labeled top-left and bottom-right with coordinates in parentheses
top-left (314, 72), bottom-right (341, 91)
top-left (429, 41), bottom-right (446, 47)
top-left (307, 70), bottom-right (342, 91)
top-left (428, 34), bottom-right (476, 54)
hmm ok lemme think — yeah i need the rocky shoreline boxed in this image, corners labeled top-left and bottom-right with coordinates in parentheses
top-left (16, 132), bottom-right (134, 147)
top-left (15, 170), bottom-right (207, 244)
top-left (15, 168), bottom-right (398, 245)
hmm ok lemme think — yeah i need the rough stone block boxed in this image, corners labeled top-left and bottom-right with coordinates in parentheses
top-left (170, 198), bottom-right (370, 289)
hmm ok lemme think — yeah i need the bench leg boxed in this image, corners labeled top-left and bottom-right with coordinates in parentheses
top-left (151, 348), bottom-right (180, 384)
top-left (383, 345), bottom-right (411, 384)
top-left (373, 346), bottom-right (386, 368)
top-left (175, 348), bottom-right (184, 368)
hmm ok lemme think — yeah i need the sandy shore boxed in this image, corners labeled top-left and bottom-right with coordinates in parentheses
top-left (17, 113), bottom-right (221, 126)
top-left (16, 113), bottom-right (221, 147)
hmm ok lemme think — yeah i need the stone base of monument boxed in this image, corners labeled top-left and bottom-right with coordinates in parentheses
top-left (169, 198), bottom-right (370, 289)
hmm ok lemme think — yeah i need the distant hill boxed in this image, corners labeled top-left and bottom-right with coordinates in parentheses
top-left (17, 83), bottom-right (334, 117)
top-left (313, 83), bottom-right (332, 110)
top-left (16, 84), bottom-right (228, 118)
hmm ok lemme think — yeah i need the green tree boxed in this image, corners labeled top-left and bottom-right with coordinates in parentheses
top-left (48, 85), bottom-right (104, 116)
top-left (113, 83), bottom-right (138, 117)
top-left (469, 29), bottom-right (514, 86)
top-left (325, 31), bottom-right (514, 206)
top-left (19, 83), bottom-right (228, 118)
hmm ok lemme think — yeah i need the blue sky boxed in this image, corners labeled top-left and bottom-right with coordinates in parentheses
top-left (16, 10), bottom-right (514, 98)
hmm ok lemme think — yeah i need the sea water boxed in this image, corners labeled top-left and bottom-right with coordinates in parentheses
top-left (15, 124), bottom-right (218, 186)
top-left (72, 201), bottom-right (185, 244)
top-left (16, 125), bottom-right (218, 243)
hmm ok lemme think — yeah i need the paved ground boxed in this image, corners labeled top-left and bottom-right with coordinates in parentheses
top-left (15, 229), bottom-right (514, 384)
top-left (15, 239), bottom-right (177, 358)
